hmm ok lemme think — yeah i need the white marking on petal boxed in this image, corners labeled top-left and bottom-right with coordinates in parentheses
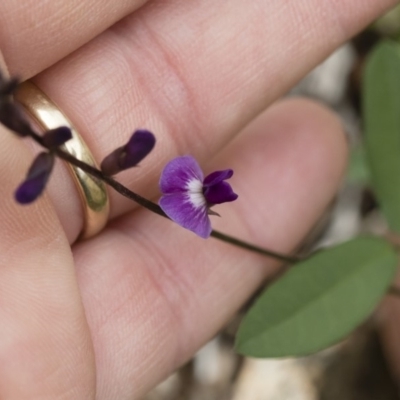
top-left (186, 178), bottom-right (206, 209)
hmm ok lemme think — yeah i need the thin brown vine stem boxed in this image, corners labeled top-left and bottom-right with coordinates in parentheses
top-left (209, 231), bottom-right (302, 263)
top-left (29, 131), bottom-right (301, 264)
top-left (388, 285), bottom-right (400, 298)
top-left (19, 134), bottom-right (400, 297)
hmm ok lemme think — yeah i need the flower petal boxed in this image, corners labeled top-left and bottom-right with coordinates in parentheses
top-left (203, 181), bottom-right (238, 205)
top-left (203, 169), bottom-right (233, 186)
top-left (159, 193), bottom-right (211, 238)
top-left (15, 152), bottom-right (54, 204)
top-left (160, 155), bottom-right (204, 194)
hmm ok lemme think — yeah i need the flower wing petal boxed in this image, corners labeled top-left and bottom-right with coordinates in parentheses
top-left (203, 181), bottom-right (238, 205)
top-left (160, 156), bottom-right (204, 194)
top-left (203, 169), bottom-right (233, 186)
top-left (159, 193), bottom-right (212, 238)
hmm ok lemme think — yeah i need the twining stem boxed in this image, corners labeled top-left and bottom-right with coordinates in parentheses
top-left (209, 231), bottom-right (301, 263)
top-left (389, 285), bottom-right (400, 298)
top-left (25, 133), bottom-right (400, 297)
top-left (30, 131), bottom-right (301, 264)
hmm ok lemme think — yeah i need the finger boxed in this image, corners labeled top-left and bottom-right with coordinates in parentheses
top-left (73, 98), bottom-right (348, 399)
top-left (0, 0), bottom-right (148, 78)
top-left (0, 129), bottom-right (95, 398)
top-left (29, 0), bottom-right (395, 243)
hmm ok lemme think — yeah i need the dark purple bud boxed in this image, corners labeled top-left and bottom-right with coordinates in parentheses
top-left (42, 126), bottom-right (72, 148)
top-left (15, 152), bottom-right (54, 204)
top-left (0, 70), bottom-right (10, 90)
top-left (101, 129), bottom-right (155, 175)
top-left (0, 77), bottom-right (19, 97)
top-left (0, 102), bottom-right (32, 137)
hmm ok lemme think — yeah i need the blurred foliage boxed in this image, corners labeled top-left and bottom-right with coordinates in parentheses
top-left (364, 41), bottom-right (400, 233)
top-left (373, 4), bottom-right (400, 38)
top-left (347, 145), bottom-right (371, 185)
top-left (235, 9), bottom-right (400, 361)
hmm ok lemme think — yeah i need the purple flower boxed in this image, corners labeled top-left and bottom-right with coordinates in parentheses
top-left (159, 156), bottom-right (238, 238)
top-left (15, 152), bottom-right (54, 204)
top-left (101, 129), bottom-right (155, 175)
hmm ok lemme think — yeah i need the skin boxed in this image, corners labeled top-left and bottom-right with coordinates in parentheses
top-left (0, 0), bottom-right (397, 398)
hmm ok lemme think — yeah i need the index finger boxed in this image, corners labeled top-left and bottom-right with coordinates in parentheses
top-left (0, 0), bottom-right (149, 78)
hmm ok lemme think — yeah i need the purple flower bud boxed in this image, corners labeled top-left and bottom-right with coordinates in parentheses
top-left (101, 129), bottom-right (156, 175)
top-left (42, 126), bottom-right (72, 148)
top-left (15, 152), bottom-right (54, 204)
top-left (159, 156), bottom-right (238, 238)
top-left (0, 77), bottom-right (19, 97)
top-left (0, 102), bottom-right (32, 137)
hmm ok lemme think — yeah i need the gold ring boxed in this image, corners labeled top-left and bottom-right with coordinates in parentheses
top-left (14, 81), bottom-right (110, 240)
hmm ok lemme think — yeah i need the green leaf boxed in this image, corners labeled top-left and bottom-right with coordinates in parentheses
top-left (364, 41), bottom-right (400, 233)
top-left (346, 145), bottom-right (370, 185)
top-left (236, 237), bottom-right (397, 358)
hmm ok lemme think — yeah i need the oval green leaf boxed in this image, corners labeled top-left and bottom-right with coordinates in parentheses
top-left (364, 41), bottom-right (400, 233)
top-left (236, 237), bottom-right (397, 358)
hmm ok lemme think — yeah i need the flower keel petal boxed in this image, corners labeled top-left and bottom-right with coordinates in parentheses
top-left (203, 181), bottom-right (238, 205)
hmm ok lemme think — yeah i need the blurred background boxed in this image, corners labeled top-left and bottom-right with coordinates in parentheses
top-left (143, 6), bottom-right (400, 400)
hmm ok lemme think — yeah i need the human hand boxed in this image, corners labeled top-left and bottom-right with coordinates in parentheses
top-left (0, 1), bottom-right (396, 398)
